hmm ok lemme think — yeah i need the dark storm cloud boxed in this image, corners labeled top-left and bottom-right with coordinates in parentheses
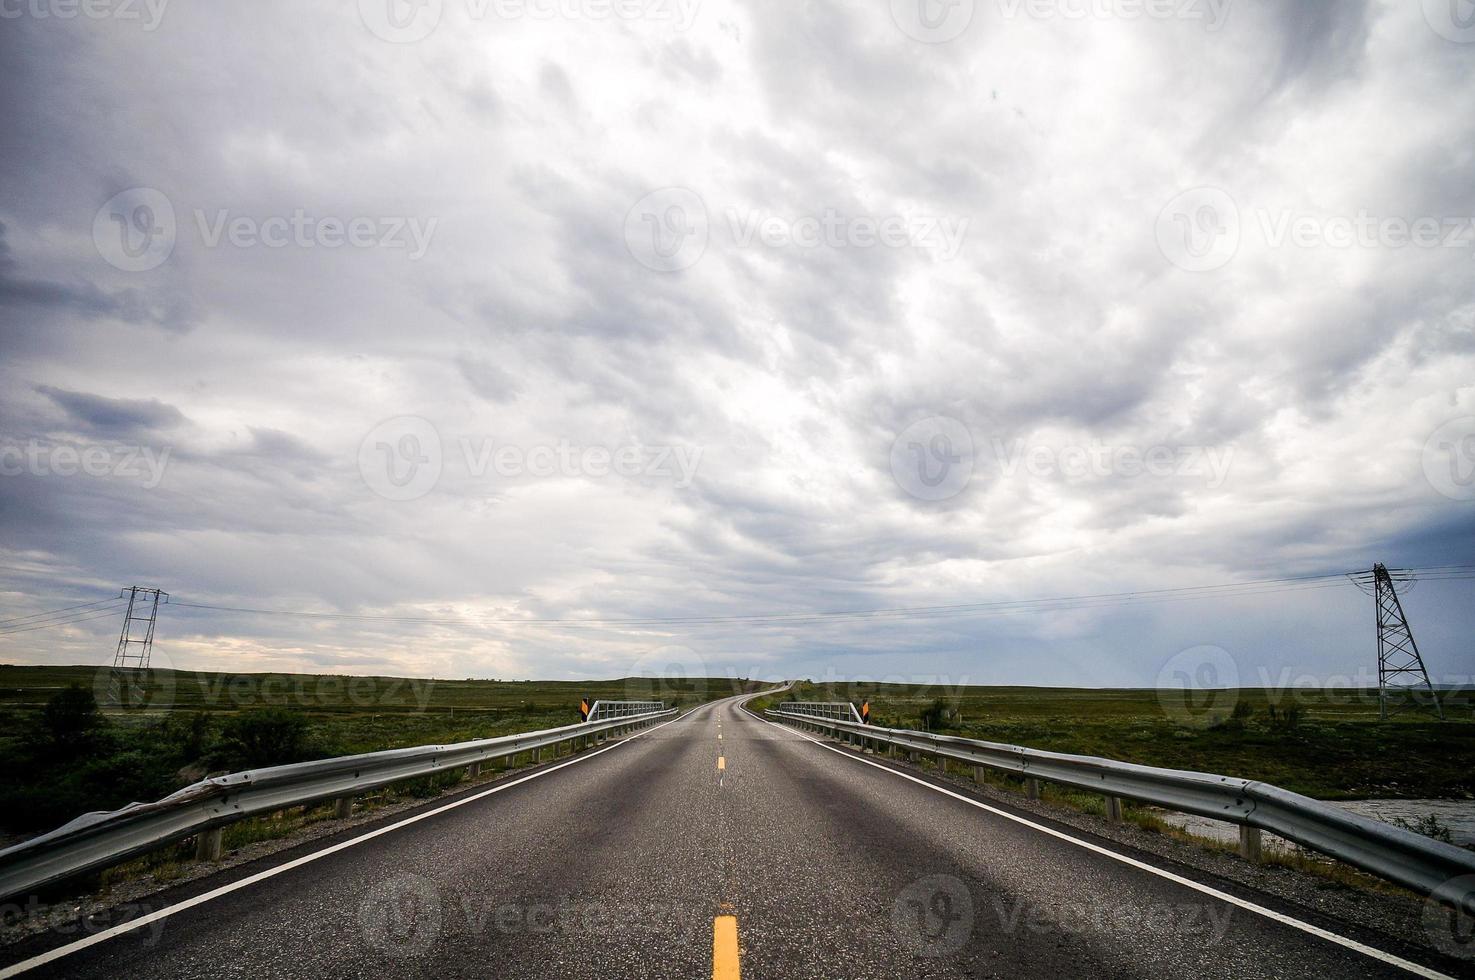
top-left (1266, 0), bottom-right (1373, 93)
top-left (34, 386), bottom-right (187, 437)
top-left (0, 224), bottom-right (194, 331)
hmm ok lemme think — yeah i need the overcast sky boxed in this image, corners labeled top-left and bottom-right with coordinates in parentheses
top-left (0, 0), bottom-right (1472, 692)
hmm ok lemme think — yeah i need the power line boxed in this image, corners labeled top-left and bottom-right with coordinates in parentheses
top-left (162, 568), bottom-right (1406, 631)
top-left (0, 601), bottom-right (127, 634)
top-left (0, 607), bottom-right (128, 637)
top-left (4, 564), bottom-right (1468, 640)
top-left (0, 596), bottom-right (124, 628)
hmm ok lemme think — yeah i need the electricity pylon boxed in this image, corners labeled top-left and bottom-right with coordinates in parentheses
top-left (1348, 564), bottom-right (1443, 720)
top-left (113, 586), bottom-right (167, 670)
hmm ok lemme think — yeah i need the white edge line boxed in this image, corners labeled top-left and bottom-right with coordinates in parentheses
top-left (0, 710), bottom-right (693, 979)
top-left (759, 713), bottom-right (1453, 980)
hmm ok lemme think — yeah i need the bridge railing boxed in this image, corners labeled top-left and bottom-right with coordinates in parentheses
top-left (765, 709), bottom-right (1475, 917)
top-left (587, 699), bottom-right (665, 721)
top-left (0, 705), bottom-right (676, 904)
top-left (774, 701), bottom-right (863, 723)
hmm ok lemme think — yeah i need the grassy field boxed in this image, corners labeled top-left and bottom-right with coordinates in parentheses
top-left (751, 680), bottom-right (1475, 801)
top-left (0, 664), bottom-right (762, 838)
top-left (5, 663), bottom-right (1472, 842)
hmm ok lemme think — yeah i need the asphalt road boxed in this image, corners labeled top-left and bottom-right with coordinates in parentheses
top-left (1, 694), bottom-right (1468, 979)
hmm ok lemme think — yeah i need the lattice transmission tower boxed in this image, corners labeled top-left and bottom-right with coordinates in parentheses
top-left (112, 586), bottom-right (167, 670)
top-left (1348, 564), bottom-right (1443, 720)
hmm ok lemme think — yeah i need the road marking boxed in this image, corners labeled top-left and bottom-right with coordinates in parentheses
top-left (0, 711), bottom-right (698, 979)
top-left (712, 915), bottom-right (740, 980)
top-left (717, 756), bottom-right (726, 770)
top-left (761, 714), bottom-right (1454, 980)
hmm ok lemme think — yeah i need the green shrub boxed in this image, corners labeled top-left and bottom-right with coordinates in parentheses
top-left (1392, 813), bottom-right (1454, 845)
top-left (42, 685), bottom-right (103, 753)
top-left (920, 698), bottom-right (960, 731)
top-left (218, 708), bottom-right (311, 770)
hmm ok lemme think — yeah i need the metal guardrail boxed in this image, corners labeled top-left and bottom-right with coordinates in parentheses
top-left (587, 699), bottom-right (665, 721)
top-left (774, 701), bottom-right (863, 723)
top-left (766, 710), bottom-right (1475, 916)
top-left (0, 706), bottom-right (674, 904)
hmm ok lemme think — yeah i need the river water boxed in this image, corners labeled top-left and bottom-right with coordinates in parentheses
top-left (1149, 799), bottom-right (1475, 850)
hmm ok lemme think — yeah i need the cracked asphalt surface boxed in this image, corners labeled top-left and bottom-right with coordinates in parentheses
top-left (2, 694), bottom-right (1467, 978)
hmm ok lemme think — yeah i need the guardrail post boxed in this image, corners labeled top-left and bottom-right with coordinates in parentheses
top-left (534, 747), bottom-right (543, 763)
top-left (195, 827), bottom-right (223, 862)
top-left (1239, 826), bottom-right (1263, 863)
top-left (1025, 777), bottom-right (1040, 801)
top-left (468, 762), bottom-right (482, 778)
top-left (973, 766), bottom-right (985, 786)
top-left (1104, 795), bottom-right (1123, 824)
top-left (334, 796), bottom-right (353, 819)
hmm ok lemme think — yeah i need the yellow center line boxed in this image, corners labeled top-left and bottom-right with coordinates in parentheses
top-left (713, 915), bottom-right (740, 980)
